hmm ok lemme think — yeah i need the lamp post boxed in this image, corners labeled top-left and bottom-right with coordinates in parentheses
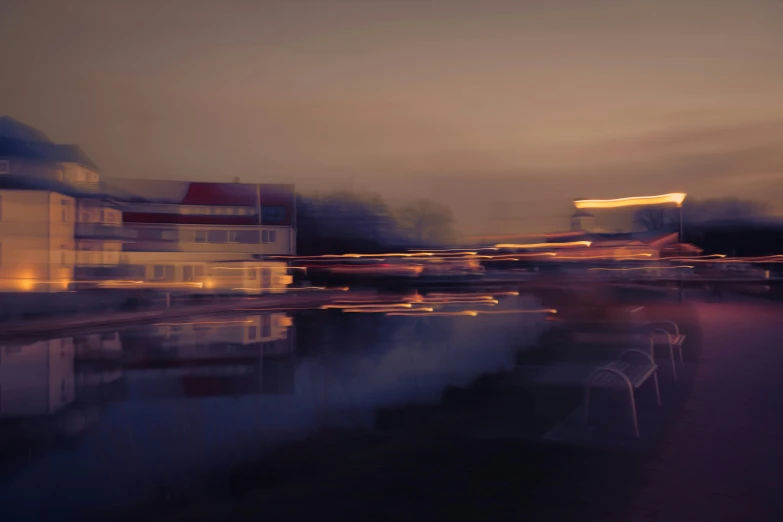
top-left (679, 204), bottom-right (684, 244)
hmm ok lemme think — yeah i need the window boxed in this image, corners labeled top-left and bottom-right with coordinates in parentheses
top-left (61, 200), bottom-right (70, 222)
top-left (248, 326), bottom-right (257, 340)
top-left (262, 315), bottom-right (271, 337)
top-left (262, 206), bottom-right (286, 223)
top-left (0, 160), bottom-right (9, 174)
top-left (153, 265), bottom-right (175, 281)
top-left (247, 268), bottom-right (256, 280)
top-left (195, 265), bottom-right (205, 278)
top-left (102, 209), bottom-right (119, 224)
top-left (183, 265), bottom-right (194, 282)
top-left (60, 245), bottom-right (68, 266)
top-left (230, 230), bottom-right (260, 243)
top-left (82, 212), bottom-right (91, 223)
top-left (207, 230), bottom-right (228, 243)
top-left (194, 230), bottom-right (207, 243)
top-left (261, 230), bottom-right (277, 244)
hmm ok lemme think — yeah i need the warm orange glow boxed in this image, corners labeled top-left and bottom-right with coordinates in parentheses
top-left (469, 309), bottom-right (557, 315)
top-left (494, 241), bottom-right (591, 249)
top-left (97, 280), bottom-right (203, 289)
top-left (320, 303), bottom-right (413, 310)
top-left (413, 294), bottom-right (499, 305)
top-left (386, 310), bottom-right (479, 317)
top-left (343, 307), bottom-right (435, 314)
top-left (551, 253), bottom-right (656, 260)
top-left (588, 265), bottom-right (694, 271)
top-left (155, 319), bottom-right (254, 326)
top-left (574, 193), bottom-right (687, 209)
top-left (465, 233), bottom-right (546, 242)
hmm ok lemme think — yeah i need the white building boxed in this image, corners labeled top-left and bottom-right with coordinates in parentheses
top-left (0, 116), bottom-right (133, 292)
top-left (108, 178), bottom-right (297, 294)
top-left (0, 116), bottom-right (296, 294)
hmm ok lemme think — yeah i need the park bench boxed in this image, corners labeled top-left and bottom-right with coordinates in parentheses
top-left (584, 348), bottom-right (661, 438)
top-left (565, 306), bottom-right (686, 379)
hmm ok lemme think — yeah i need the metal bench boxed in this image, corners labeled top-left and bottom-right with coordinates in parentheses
top-left (584, 349), bottom-right (661, 438)
top-left (569, 307), bottom-right (686, 380)
top-left (627, 309), bottom-right (686, 380)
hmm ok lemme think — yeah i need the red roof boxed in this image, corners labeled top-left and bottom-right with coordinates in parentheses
top-left (124, 212), bottom-right (259, 226)
top-left (260, 184), bottom-right (295, 206)
top-left (181, 183), bottom-right (258, 206)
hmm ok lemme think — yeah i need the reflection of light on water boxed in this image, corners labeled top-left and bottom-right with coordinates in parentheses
top-left (302, 302), bottom-right (548, 413)
top-left (343, 307), bottom-right (435, 314)
top-left (386, 308), bottom-right (556, 317)
top-left (387, 310), bottom-right (480, 317)
top-left (320, 303), bottom-right (413, 310)
top-left (0, 301), bottom-right (550, 520)
top-left (588, 265), bottom-right (694, 272)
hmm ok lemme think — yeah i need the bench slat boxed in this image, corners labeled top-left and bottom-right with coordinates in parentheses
top-left (587, 361), bottom-right (657, 389)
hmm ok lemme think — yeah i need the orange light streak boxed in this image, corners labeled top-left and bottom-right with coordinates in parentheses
top-left (574, 193), bottom-right (686, 209)
top-left (494, 241), bottom-right (591, 249)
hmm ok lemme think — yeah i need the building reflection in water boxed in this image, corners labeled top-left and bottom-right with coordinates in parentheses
top-left (0, 305), bottom-right (544, 520)
top-left (0, 338), bottom-right (75, 419)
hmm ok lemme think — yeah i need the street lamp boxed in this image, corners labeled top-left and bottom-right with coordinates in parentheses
top-left (573, 192), bottom-right (688, 242)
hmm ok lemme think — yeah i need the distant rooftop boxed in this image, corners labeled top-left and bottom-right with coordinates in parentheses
top-left (0, 116), bottom-right (100, 171)
top-left (0, 116), bottom-right (54, 143)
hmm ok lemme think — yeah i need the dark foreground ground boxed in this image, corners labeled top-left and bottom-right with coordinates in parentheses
top-left (124, 297), bottom-right (782, 522)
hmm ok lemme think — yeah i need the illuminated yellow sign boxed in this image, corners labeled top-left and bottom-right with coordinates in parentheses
top-left (494, 241), bottom-right (591, 249)
top-left (574, 193), bottom-right (687, 209)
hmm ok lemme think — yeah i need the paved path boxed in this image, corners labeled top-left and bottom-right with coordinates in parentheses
top-left (626, 300), bottom-right (783, 522)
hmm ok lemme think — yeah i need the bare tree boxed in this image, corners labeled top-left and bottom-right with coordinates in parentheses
top-left (683, 198), bottom-right (771, 224)
top-left (633, 197), bottom-right (771, 232)
top-left (296, 190), bottom-right (404, 254)
top-left (396, 198), bottom-right (456, 246)
top-left (633, 207), bottom-right (678, 231)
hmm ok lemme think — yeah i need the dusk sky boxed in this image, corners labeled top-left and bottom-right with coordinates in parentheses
top-left (2, 0), bottom-right (783, 234)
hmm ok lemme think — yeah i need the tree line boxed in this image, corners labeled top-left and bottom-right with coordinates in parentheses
top-left (296, 191), bottom-right (456, 255)
top-left (295, 191), bottom-right (776, 256)
top-left (633, 197), bottom-right (773, 232)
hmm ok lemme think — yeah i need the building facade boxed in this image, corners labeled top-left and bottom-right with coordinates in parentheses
top-left (0, 116), bottom-right (133, 292)
top-left (109, 179), bottom-right (296, 293)
top-left (0, 116), bottom-right (296, 294)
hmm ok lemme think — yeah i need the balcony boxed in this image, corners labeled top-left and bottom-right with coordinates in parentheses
top-left (75, 223), bottom-right (138, 241)
top-left (73, 264), bottom-right (136, 281)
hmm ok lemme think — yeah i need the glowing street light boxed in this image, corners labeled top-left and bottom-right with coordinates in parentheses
top-left (573, 193), bottom-right (686, 209)
top-left (574, 193), bottom-right (688, 242)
